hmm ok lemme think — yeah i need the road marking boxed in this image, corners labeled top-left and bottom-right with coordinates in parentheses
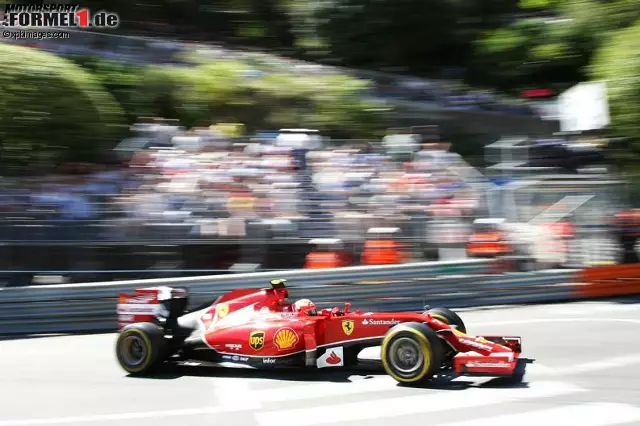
top-left (436, 402), bottom-right (640, 426)
top-left (558, 354), bottom-right (640, 375)
top-left (213, 377), bottom-right (262, 409)
top-left (254, 381), bottom-right (584, 426)
top-left (0, 407), bottom-right (237, 426)
top-left (541, 304), bottom-right (640, 316)
top-left (523, 363), bottom-right (558, 376)
top-left (473, 317), bottom-right (640, 327)
top-left (521, 356), bottom-right (640, 378)
top-left (254, 375), bottom-right (398, 402)
top-left (591, 304), bottom-right (640, 313)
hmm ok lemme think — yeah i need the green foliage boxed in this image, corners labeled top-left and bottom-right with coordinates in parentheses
top-left (0, 44), bottom-right (127, 174)
top-left (591, 20), bottom-right (640, 145)
top-left (471, 16), bottom-right (585, 92)
top-left (519, 0), bottom-right (555, 9)
top-left (0, 46), bottom-right (387, 169)
top-left (559, 0), bottom-right (640, 42)
top-left (316, 0), bottom-right (461, 71)
top-left (69, 55), bottom-right (390, 141)
top-left (140, 59), bottom-right (393, 137)
top-left (6, 0), bottom-right (640, 164)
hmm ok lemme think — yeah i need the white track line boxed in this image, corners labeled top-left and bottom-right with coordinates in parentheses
top-left (523, 354), bottom-right (640, 378)
top-left (0, 381), bottom-right (583, 426)
top-left (541, 304), bottom-right (640, 316)
top-left (254, 376), bottom-right (398, 403)
top-left (213, 377), bottom-right (262, 410)
top-left (0, 407), bottom-right (236, 426)
top-left (254, 381), bottom-right (584, 426)
top-left (437, 402), bottom-right (640, 426)
top-left (559, 354), bottom-right (640, 375)
top-left (473, 318), bottom-right (640, 327)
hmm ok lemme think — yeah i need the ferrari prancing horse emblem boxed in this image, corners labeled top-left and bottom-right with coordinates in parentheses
top-left (217, 303), bottom-right (229, 318)
top-left (342, 319), bottom-right (354, 336)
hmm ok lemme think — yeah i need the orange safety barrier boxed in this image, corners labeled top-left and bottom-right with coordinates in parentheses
top-left (466, 231), bottom-right (512, 257)
top-left (361, 240), bottom-right (406, 266)
top-left (304, 251), bottom-right (352, 269)
top-left (574, 263), bottom-right (640, 298)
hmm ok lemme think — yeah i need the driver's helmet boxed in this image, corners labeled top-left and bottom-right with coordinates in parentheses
top-left (293, 299), bottom-right (317, 315)
top-left (270, 279), bottom-right (288, 302)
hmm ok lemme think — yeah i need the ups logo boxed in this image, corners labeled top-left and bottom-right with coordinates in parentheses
top-left (249, 330), bottom-right (265, 350)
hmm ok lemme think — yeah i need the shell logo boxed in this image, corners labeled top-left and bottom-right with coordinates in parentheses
top-left (273, 327), bottom-right (299, 350)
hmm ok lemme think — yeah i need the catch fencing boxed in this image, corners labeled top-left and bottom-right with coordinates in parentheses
top-left (1, 260), bottom-right (640, 336)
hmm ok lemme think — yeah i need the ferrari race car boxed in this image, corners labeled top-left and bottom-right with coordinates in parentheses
top-left (115, 279), bottom-right (532, 385)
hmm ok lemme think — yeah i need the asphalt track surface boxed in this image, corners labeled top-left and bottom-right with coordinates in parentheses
top-left (3, 298), bottom-right (640, 426)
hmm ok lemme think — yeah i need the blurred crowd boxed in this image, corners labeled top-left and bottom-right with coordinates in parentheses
top-left (0, 123), bottom-right (484, 248)
top-left (2, 29), bottom-right (538, 118)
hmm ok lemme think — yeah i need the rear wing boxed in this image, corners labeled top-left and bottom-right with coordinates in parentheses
top-left (117, 286), bottom-right (187, 330)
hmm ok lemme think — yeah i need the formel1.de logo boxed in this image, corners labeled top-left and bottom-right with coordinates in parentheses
top-left (1, 4), bottom-right (119, 29)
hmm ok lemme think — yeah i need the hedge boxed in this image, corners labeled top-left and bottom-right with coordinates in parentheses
top-left (0, 44), bottom-right (127, 174)
top-left (0, 47), bottom-right (390, 172)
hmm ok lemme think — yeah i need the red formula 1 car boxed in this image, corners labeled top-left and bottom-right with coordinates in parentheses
top-left (115, 279), bottom-right (533, 385)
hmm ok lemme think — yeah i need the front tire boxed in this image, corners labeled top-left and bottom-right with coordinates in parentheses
top-left (426, 307), bottom-right (466, 333)
top-left (427, 307), bottom-right (466, 363)
top-left (381, 322), bottom-right (445, 386)
top-left (116, 322), bottom-right (167, 375)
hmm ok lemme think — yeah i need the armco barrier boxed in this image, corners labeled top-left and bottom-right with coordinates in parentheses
top-left (0, 259), bottom-right (492, 335)
top-left (2, 261), bottom-right (640, 336)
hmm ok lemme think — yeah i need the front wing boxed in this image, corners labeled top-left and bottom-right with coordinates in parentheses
top-left (452, 336), bottom-right (534, 377)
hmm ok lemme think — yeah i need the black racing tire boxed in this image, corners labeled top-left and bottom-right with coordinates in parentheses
top-left (427, 307), bottom-right (466, 334)
top-left (427, 307), bottom-right (467, 363)
top-left (116, 322), bottom-right (168, 375)
top-left (381, 322), bottom-right (445, 386)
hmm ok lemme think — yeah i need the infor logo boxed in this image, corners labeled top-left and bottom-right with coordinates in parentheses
top-left (1, 4), bottom-right (119, 29)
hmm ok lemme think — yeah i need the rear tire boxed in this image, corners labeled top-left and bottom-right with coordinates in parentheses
top-left (381, 322), bottom-right (445, 386)
top-left (116, 322), bottom-right (167, 375)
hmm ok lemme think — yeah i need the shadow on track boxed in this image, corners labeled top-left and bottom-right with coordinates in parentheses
top-left (125, 360), bottom-right (530, 391)
top-left (128, 360), bottom-right (386, 383)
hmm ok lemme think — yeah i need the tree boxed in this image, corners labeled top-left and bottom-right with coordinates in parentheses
top-left (471, 15), bottom-right (587, 93)
top-left (70, 53), bottom-right (391, 138)
top-left (0, 45), bottom-right (127, 174)
top-left (467, 0), bottom-right (640, 93)
top-left (316, 0), bottom-right (461, 72)
top-left (591, 19), bottom-right (640, 146)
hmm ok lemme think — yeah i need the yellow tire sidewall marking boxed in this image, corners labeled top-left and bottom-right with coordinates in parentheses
top-left (430, 313), bottom-right (466, 336)
top-left (381, 327), bottom-right (432, 383)
top-left (117, 328), bottom-right (154, 373)
top-left (430, 314), bottom-right (450, 325)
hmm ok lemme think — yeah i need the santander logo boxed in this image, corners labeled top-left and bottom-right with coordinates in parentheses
top-left (326, 351), bottom-right (342, 365)
top-left (316, 346), bottom-right (344, 368)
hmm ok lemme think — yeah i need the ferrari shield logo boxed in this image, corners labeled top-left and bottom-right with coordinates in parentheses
top-left (217, 303), bottom-right (229, 318)
top-left (341, 320), bottom-right (354, 336)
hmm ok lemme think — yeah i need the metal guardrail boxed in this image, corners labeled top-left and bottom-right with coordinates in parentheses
top-left (3, 260), bottom-right (639, 336)
top-left (1, 259), bottom-right (495, 335)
